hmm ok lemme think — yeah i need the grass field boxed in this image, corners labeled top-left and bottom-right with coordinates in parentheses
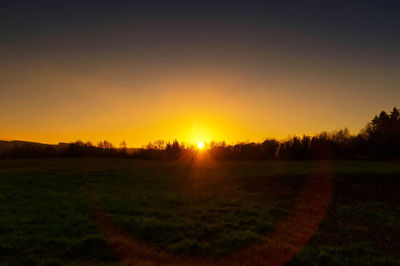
top-left (0, 159), bottom-right (399, 265)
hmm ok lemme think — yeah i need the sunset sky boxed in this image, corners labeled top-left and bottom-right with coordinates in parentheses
top-left (1, 1), bottom-right (400, 147)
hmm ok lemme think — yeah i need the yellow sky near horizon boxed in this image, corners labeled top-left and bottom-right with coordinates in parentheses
top-left (1, 59), bottom-right (398, 147)
top-left (2, 31), bottom-right (400, 148)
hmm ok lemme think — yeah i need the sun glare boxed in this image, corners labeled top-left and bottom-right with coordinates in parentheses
top-left (197, 140), bottom-right (205, 149)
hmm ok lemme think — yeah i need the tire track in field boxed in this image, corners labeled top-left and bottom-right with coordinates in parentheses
top-left (88, 166), bottom-right (333, 266)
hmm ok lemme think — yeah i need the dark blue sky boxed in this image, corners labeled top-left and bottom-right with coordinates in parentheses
top-left (2, 1), bottom-right (399, 73)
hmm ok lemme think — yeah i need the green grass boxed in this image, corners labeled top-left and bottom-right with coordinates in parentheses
top-left (0, 159), bottom-right (399, 265)
top-left (87, 161), bottom-right (304, 257)
top-left (288, 172), bottom-right (400, 266)
top-left (0, 162), bottom-right (119, 265)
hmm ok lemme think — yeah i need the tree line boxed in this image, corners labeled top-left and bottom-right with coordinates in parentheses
top-left (1, 107), bottom-right (399, 160)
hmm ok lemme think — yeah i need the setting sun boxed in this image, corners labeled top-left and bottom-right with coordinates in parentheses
top-left (197, 140), bottom-right (205, 149)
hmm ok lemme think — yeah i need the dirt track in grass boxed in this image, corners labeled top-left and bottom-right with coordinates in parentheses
top-left (89, 163), bottom-right (333, 266)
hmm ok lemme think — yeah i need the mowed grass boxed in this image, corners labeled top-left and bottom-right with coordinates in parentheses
top-left (289, 171), bottom-right (400, 265)
top-left (87, 160), bottom-right (305, 257)
top-left (0, 159), bottom-right (399, 265)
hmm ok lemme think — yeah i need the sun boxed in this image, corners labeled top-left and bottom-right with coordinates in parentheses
top-left (197, 140), bottom-right (205, 149)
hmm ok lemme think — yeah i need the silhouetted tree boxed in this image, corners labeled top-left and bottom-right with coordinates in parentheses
top-left (2, 106), bottom-right (399, 160)
top-left (165, 140), bottom-right (182, 160)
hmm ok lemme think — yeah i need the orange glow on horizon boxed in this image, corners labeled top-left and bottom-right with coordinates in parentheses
top-left (1, 60), bottom-right (394, 147)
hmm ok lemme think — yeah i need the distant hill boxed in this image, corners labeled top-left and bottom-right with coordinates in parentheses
top-left (0, 140), bottom-right (69, 153)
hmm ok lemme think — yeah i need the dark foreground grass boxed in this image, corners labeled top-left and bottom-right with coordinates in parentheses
top-left (87, 160), bottom-right (305, 257)
top-left (0, 159), bottom-right (399, 265)
top-left (288, 172), bottom-right (400, 266)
